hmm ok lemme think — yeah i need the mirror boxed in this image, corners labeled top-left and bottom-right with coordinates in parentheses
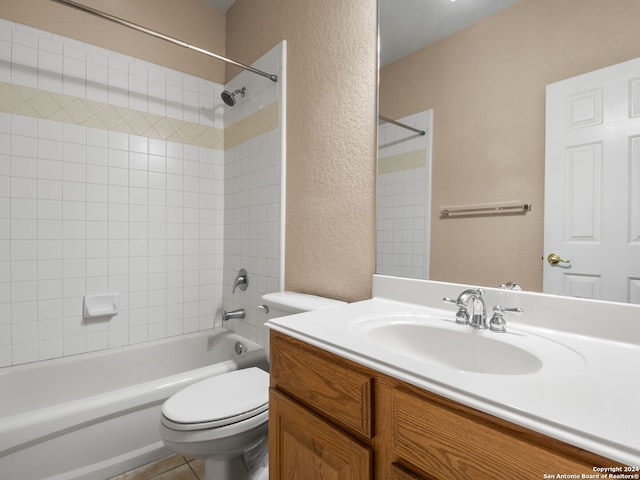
top-left (377, 0), bottom-right (640, 303)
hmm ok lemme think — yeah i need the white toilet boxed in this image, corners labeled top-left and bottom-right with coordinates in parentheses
top-left (159, 292), bottom-right (346, 480)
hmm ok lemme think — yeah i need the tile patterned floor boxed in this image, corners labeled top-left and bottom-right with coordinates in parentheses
top-left (110, 455), bottom-right (204, 480)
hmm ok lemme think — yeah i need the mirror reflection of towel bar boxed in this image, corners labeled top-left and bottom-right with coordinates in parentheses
top-left (440, 202), bottom-right (532, 218)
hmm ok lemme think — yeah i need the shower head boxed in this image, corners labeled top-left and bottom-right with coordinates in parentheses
top-left (221, 87), bottom-right (246, 107)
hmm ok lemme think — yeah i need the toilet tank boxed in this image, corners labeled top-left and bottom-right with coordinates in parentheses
top-left (260, 292), bottom-right (345, 361)
top-left (261, 292), bottom-right (346, 319)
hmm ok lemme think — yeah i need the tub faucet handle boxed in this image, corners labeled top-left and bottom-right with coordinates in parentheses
top-left (232, 268), bottom-right (248, 294)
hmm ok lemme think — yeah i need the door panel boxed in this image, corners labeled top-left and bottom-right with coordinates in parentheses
top-left (545, 57), bottom-right (640, 303)
top-left (269, 388), bottom-right (372, 480)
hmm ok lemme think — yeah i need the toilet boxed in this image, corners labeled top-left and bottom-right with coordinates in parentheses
top-left (159, 292), bottom-right (346, 480)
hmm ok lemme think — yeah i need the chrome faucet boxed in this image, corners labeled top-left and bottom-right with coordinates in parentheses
top-left (444, 288), bottom-right (523, 333)
top-left (443, 288), bottom-right (484, 326)
top-left (468, 290), bottom-right (487, 329)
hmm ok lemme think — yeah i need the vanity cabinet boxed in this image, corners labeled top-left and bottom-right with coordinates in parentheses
top-left (269, 330), bottom-right (617, 480)
top-left (269, 330), bottom-right (373, 479)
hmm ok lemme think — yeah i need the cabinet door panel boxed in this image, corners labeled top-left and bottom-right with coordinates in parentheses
top-left (270, 388), bottom-right (372, 480)
top-left (270, 331), bottom-right (373, 438)
top-left (391, 388), bottom-right (598, 480)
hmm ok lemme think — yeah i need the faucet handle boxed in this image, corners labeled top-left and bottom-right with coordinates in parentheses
top-left (500, 281), bottom-right (522, 291)
top-left (489, 305), bottom-right (523, 333)
top-left (442, 297), bottom-right (470, 325)
top-left (232, 268), bottom-right (249, 294)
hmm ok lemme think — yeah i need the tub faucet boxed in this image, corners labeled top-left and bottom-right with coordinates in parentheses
top-left (443, 288), bottom-right (485, 327)
top-left (222, 308), bottom-right (245, 322)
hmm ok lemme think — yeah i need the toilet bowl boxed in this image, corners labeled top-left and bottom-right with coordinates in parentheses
top-left (159, 292), bottom-right (346, 480)
top-left (160, 367), bottom-right (270, 480)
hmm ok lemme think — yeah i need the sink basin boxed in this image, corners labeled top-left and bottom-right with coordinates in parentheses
top-left (350, 313), bottom-right (584, 375)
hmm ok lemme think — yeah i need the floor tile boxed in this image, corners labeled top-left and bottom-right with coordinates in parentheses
top-left (188, 459), bottom-right (205, 479)
top-left (154, 464), bottom-right (199, 480)
top-left (110, 455), bottom-right (195, 480)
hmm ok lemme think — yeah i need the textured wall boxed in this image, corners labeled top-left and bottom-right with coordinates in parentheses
top-left (226, 0), bottom-right (378, 302)
top-left (380, 0), bottom-right (640, 292)
top-left (0, 0), bottom-right (226, 83)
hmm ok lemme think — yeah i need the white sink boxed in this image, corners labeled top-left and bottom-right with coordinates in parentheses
top-left (350, 313), bottom-right (585, 375)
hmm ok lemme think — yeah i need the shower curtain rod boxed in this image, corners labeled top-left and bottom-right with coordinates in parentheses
top-left (50, 0), bottom-right (278, 82)
top-left (379, 115), bottom-right (426, 136)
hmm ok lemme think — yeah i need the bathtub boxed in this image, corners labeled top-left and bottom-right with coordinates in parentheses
top-left (0, 328), bottom-right (269, 480)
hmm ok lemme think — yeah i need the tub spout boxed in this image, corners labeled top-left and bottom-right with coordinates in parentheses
top-left (223, 308), bottom-right (245, 322)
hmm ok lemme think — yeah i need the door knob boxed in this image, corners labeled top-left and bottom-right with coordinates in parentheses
top-left (547, 253), bottom-right (570, 265)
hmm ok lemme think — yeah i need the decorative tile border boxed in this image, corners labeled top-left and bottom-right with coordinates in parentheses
top-left (378, 149), bottom-right (427, 174)
top-left (0, 81), bottom-right (280, 151)
top-left (225, 101), bottom-right (280, 150)
top-left (0, 81), bottom-right (225, 149)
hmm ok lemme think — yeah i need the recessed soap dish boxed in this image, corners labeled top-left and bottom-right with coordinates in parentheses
top-left (84, 294), bottom-right (119, 319)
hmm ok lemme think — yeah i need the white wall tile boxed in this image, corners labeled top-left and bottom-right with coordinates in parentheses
top-left (63, 334), bottom-right (86, 356)
top-left (0, 21), bottom-right (283, 367)
top-left (12, 341), bottom-right (38, 365)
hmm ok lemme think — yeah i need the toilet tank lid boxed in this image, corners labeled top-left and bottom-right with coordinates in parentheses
top-left (262, 291), bottom-right (346, 313)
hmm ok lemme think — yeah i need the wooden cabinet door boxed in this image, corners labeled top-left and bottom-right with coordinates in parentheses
top-left (389, 387), bottom-right (603, 480)
top-left (270, 330), bottom-right (374, 440)
top-left (269, 388), bottom-right (372, 480)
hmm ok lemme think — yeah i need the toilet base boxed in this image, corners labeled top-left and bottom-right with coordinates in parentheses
top-left (202, 430), bottom-right (269, 480)
top-left (203, 455), bottom-right (268, 480)
top-left (204, 456), bottom-right (251, 480)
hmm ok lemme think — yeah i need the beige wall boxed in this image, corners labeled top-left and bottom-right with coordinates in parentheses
top-left (380, 0), bottom-right (640, 292)
top-left (226, 0), bottom-right (378, 302)
top-left (2, 0), bottom-right (379, 302)
top-left (0, 0), bottom-right (226, 83)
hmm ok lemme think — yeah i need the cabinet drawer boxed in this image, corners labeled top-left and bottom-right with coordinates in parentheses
top-left (270, 331), bottom-right (373, 438)
top-left (391, 388), bottom-right (598, 480)
top-left (270, 388), bottom-right (372, 479)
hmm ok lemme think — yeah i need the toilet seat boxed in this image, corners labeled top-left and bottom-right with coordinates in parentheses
top-left (161, 367), bottom-right (269, 431)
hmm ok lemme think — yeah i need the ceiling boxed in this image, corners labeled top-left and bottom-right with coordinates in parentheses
top-left (202, 0), bottom-right (520, 66)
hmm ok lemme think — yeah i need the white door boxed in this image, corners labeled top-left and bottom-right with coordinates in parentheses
top-left (544, 57), bottom-right (640, 303)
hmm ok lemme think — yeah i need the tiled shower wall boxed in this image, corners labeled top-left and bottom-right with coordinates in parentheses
top-left (0, 19), bottom-right (285, 367)
top-left (377, 110), bottom-right (433, 279)
top-left (221, 43), bottom-right (285, 348)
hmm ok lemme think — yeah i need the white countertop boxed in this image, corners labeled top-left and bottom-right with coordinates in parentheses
top-left (265, 276), bottom-right (640, 467)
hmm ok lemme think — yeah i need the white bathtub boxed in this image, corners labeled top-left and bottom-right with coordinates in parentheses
top-left (0, 328), bottom-right (269, 480)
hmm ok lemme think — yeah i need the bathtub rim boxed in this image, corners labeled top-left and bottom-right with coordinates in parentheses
top-left (0, 327), bottom-right (262, 379)
top-left (0, 328), bottom-right (267, 456)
